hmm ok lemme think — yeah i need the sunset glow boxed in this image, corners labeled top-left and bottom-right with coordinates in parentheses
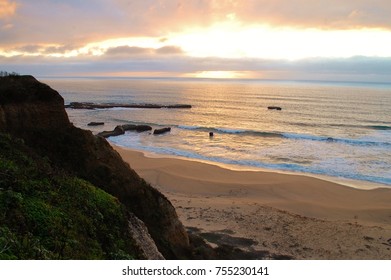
top-left (169, 24), bottom-right (391, 60)
top-left (1, 0), bottom-right (391, 81)
top-left (189, 71), bottom-right (246, 79)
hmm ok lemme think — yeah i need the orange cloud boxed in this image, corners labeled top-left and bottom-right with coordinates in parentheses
top-left (3, 0), bottom-right (391, 50)
top-left (2, 0), bottom-right (391, 65)
top-left (0, 0), bottom-right (17, 18)
top-left (114, 0), bottom-right (391, 31)
top-left (105, 46), bottom-right (154, 57)
top-left (155, 46), bottom-right (183, 55)
top-left (229, 0), bottom-right (391, 30)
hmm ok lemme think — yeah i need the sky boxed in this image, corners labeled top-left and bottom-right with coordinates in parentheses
top-left (1, 0), bottom-right (391, 82)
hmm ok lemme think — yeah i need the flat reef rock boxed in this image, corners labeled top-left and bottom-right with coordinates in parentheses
top-left (66, 102), bottom-right (192, 109)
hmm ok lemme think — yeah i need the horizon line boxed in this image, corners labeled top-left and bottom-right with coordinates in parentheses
top-left (37, 75), bottom-right (391, 87)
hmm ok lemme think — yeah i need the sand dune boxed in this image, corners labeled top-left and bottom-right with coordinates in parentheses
top-left (114, 145), bottom-right (391, 259)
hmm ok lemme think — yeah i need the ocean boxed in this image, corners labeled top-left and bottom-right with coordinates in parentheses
top-left (43, 77), bottom-right (391, 187)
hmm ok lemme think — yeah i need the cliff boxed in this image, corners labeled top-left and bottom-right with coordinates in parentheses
top-left (0, 133), bottom-right (164, 259)
top-left (0, 75), bottom-right (189, 259)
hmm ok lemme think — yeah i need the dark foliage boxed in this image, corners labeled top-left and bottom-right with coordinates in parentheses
top-left (0, 133), bottom-right (138, 259)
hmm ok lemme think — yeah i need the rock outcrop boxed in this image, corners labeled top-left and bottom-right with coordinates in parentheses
top-left (267, 106), bottom-right (282, 111)
top-left (0, 75), bottom-right (71, 136)
top-left (134, 125), bottom-right (153, 132)
top-left (66, 102), bottom-right (192, 110)
top-left (127, 213), bottom-right (164, 260)
top-left (153, 127), bottom-right (171, 135)
top-left (97, 125), bottom-right (126, 138)
top-left (88, 122), bottom-right (104, 126)
top-left (120, 124), bottom-right (152, 132)
top-left (0, 75), bottom-right (190, 259)
top-left (97, 124), bottom-right (153, 138)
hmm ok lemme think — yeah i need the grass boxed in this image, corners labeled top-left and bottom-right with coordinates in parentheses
top-left (0, 133), bottom-right (138, 259)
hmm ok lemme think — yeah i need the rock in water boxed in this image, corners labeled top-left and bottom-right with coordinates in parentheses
top-left (267, 106), bottom-right (282, 110)
top-left (135, 125), bottom-right (152, 132)
top-left (88, 122), bottom-right (104, 126)
top-left (97, 126), bottom-right (125, 138)
top-left (153, 127), bottom-right (171, 135)
top-left (97, 124), bottom-right (152, 137)
top-left (121, 124), bottom-right (137, 131)
top-left (66, 102), bottom-right (192, 109)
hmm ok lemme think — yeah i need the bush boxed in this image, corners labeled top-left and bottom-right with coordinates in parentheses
top-left (0, 71), bottom-right (19, 77)
top-left (0, 133), bottom-right (137, 259)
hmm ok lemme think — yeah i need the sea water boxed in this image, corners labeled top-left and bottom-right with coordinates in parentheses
top-left (43, 77), bottom-right (391, 186)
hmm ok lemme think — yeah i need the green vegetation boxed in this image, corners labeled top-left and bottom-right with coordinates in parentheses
top-left (0, 133), bottom-right (137, 259)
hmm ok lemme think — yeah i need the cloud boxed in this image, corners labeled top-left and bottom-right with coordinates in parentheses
top-left (104, 45), bottom-right (183, 57)
top-left (229, 0), bottom-right (391, 29)
top-left (0, 43), bottom-right (84, 56)
top-left (43, 44), bottom-right (82, 54)
top-left (1, 1), bottom-right (206, 47)
top-left (0, 0), bottom-right (17, 18)
top-left (2, 52), bottom-right (390, 83)
top-left (0, 1), bottom-right (130, 46)
top-left (112, 0), bottom-right (391, 31)
top-left (3, 0), bottom-right (391, 49)
top-left (105, 46), bottom-right (154, 57)
top-left (1, 0), bottom-right (391, 83)
top-left (155, 46), bottom-right (183, 55)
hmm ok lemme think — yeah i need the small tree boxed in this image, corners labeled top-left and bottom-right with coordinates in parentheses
top-left (0, 71), bottom-right (20, 77)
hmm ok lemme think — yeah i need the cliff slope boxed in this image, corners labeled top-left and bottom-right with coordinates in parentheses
top-left (0, 75), bottom-right (189, 259)
top-left (0, 133), bottom-right (157, 259)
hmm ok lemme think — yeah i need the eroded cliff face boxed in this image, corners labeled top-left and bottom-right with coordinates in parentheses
top-left (0, 75), bottom-right (190, 259)
top-left (0, 75), bottom-right (70, 134)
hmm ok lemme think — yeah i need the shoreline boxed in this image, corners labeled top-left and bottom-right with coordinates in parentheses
top-left (113, 144), bottom-right (391, 259)
top-left (113, 144), bottom-right (390, 191)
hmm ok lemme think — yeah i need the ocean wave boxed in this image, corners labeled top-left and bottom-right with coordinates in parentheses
top-left (108, 138), bottom-right (391, 186)
top-left (367, 125), bottom-right (391, 131)
top-left (178, 125), bottom-right (282, 137)
top-left (282, 133), bottom-right (391, 147)
top-left (326, 123), bottom-right (391, 131)
top-left (178, 125), bottom-right (391, 147)
top-left (292, 122), bottom-right (391, 130)
top-left (107, 121), bottom-right (391, 148)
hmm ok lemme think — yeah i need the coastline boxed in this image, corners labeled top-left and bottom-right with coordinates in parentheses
top-left (113, 144), bottom-right (391, 259)
top-left (117, 145), bottom-right (390, 191)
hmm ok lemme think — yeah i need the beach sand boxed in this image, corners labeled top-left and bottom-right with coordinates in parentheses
top-left (113, 145), bottom-right (391, 259)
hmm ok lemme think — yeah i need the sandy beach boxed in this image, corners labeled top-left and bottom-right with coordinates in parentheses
top-left (113, 145), bottom-right (391, 259)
